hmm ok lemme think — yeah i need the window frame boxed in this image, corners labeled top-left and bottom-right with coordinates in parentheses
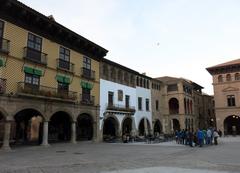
top-left (227, 95), bottom-right (236, 107)
top-left (138, 97), bottom-right (142, 110)
top-left (83, 56), bottom-right (91, 70)
top-left (27, 33), bottom-right (42, 51)
top-left (146, 98), bottom-right (149, 111)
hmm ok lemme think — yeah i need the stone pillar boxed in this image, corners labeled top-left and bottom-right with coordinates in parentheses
top-left (41, 121), bottom-right (49, 146)
top-left (144, 118), bottom-right (148, 135)
top-left (131, 117), bottom-right (136, 136)
top-left (71, 121), bottom-right (77, 144)
top-left (1, 121), bottom-right (12, 150)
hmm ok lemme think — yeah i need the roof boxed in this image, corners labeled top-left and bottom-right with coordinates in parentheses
top-left (102, 58), bottom-right (152, 79)
top-left (206, 58), bottom-right (240, 75)
top-left (0, 0), bottom-right (108, 60)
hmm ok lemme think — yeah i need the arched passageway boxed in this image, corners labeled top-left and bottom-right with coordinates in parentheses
top-left (77, 114), bottom-right (93, 141)
top-left (224, 115), bottom-right (240, 135)
top-left (103, 117), bottom-right (118, 140)
top-left (138, 118), bottom-right (151, 136)
top-left (49, 111), bottom-right (71, 143)
top-left (169, 98), bottom-right (179, 114)
top-left (154, 120), bottom-right (162, 135)
top-left (172, 119), bottom-right (180, 131)
top-left (14, 109), bottom-right (43, 145)
top-left (122, 117), bottom-right (132, 135)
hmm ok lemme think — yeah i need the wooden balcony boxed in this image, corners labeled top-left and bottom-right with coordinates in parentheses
top-left (23, 47), bottom-right (47, 65)
top-left (81, 67), bottom-right (95, 80)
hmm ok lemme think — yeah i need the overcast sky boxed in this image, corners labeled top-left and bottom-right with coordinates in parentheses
top-left (19, 0), bottom-right (240, 94)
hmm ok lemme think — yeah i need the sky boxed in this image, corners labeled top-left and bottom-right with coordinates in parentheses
top-left (19, 0), bottom-right (240, 95)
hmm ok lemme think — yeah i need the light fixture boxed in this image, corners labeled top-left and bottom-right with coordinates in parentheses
top-left (233, 116), bottom-right (236, 118)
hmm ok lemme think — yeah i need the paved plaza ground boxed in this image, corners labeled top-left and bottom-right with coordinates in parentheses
top-left (0, 137), bottom-right (240, 173)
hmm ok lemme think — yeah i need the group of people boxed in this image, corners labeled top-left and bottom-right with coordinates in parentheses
top-left (175, 128), bottom-right (222, 147)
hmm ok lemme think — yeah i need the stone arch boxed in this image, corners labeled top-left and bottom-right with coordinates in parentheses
top-left (102, 114), bottom-right (120, 140)
top-left (235, 73), bottom-right (240, 80)
top-left (12, 106), bottom-right (45, 121)
top-left (169, 98), bottom-right (179, 114)
top-left (49, 108), bottom-right (74, 122)
top-left (218, 75), bottom-right (223, 82)
top-left (76, 113), bottom-right (94, 141)
top-left (48, 111), bottom-right (72, 143)
top-left (138, 118), bottom-right (151, 136)
top-left (224, 115), bottom-right (240, 135)
top-left (226, 74), bottom-right (231, 81)
top-left (13, 108), bottom-right (44, 145)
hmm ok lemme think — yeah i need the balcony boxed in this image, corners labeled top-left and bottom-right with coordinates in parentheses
top-left (81, 67), bottom-right (95, 80)
top-left (0, 38), bottom-right (10, 54)
top-left (0, 78), bottom-right (6, 94)
top-left (57, 59), bottom-right (74, 73)
top-left (17, 82), bottom-right (77, 102)
top-left (80, 94), bottom-right (95, 106)
top-left (23, 47), bottom-right (47, 65)
top-left (107, 103), bottom-right (136, 113)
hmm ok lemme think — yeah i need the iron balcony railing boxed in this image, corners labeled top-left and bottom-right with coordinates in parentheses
top-left (17, 82), bottom-right (77, 101)
top-left (107, 103), bottom-right (136, 113)
top-left (80, 94), bottom-right (95, 105)
top-left (81, 67), bottom-right (95, 80)
top-left (56, 59), bottom-right (74, 73)
top-left (23, 47), bottom-right (47, 65)
top-left (0, 37), bottom-right (10, 54)
top-left (0, 78), bottom-right (6, 94)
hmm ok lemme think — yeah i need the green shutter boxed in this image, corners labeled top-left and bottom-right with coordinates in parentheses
top-left (64, 77), bottom-right (70, 84)
top-left (0, 59), bottom-right (3, 67)
top-left (81, 81), bottom-right (93, 90)
top-left (34, 69), bottom-right (42, 76)
top-left (24, 66), bottom-right (34, 74)
top-left (56, 75), bottom-right (64, 83)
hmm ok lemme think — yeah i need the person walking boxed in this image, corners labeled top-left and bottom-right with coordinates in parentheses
top-left (197, 129), bottom-right (204, 147)
top-left (206, 128), bottom-right (212, 145)
top-left (213, 130), bottom-right (219, 145)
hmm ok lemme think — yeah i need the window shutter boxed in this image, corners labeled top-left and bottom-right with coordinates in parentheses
top-left (24, 66), bottom-right (34, 74)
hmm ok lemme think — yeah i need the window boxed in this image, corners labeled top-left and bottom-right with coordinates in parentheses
top-left (118, 70), bottom-right (122, 81)
top-left (118, 90), bottom-right (123, 101)
top-left (235, 73), bottom-right (240, 80)
top-left (146, 80), bottom-right (149, 89)
top-left (226, 74), bottom-right (231, 81)
top-left (227, 95), bottom-right (235, 107)
top-left (83, 56), bottom-right (91, 70)
top-left (103, 64), bottom-right (109, 78)
top-left (108, 92), bottom-right (114, 106)
top-left (138, 97), bottom-right (142, 110)
top-left (136, 77), bottom-right (139, 86)
top-left (167, 84), bottom-right (178, 92)
top-left (146, 99), bottom-right (149, 111)
top-left (59, 46), bottom-right (70, 69)
top-left (82, 88), bottom-right (91, 102)
top-left (110, 67), bottom-right (116, 80)
top-left (218, 75), bottom-right (223, 82)
top-left (25, 73), bottom-right (40, 86)
top-left (58, 82), bottom-right (69, 93)
top-left (130, 75), bottom-right (134, 85)
top-left (125, 95), bottom-right (130, 108)
top-left (27, 33), bottom-right (42, 51)
top-left (156, 100), bottom-right (159, 111)
top-left (124, 72), bottom-right (129, 83)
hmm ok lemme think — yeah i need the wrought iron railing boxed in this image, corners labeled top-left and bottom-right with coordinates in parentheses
top-left (80, 94), bottom-right (95, 105)
top-left (17, 82), bottom-right (77, 101)
top-left (23, 47), bottom-right (47, 65)
top-left (56, 59), bottom-right (74, 73)
top-left (0, 78), bottom-right (6, 94)
top-left (107, 103), bottom-right (136, 112)
top-left (0, 38), bottom-right (10, 54)
top-left (81, 67), bottom-right (95, 80)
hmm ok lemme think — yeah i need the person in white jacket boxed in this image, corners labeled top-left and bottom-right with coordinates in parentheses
top-left (213, 130), bottom-right (219, 145)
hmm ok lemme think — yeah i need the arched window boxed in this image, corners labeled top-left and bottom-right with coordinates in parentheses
top-left (218, 75), bottom-right (223, 83)
top-left (235, 73), bottom-right (240, 80)
top-left (226, 74), bottom-right (231, 81)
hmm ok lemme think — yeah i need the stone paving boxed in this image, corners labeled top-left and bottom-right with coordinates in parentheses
top-left (0, 137), bottom-right (240, 173)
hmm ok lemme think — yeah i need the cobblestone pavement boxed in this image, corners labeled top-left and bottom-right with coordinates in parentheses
top-left (0, 137), bottom-right (240, 173)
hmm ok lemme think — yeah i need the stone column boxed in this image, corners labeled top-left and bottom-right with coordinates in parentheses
top-left (131, 117), bottom-right (136, 136)
top-left (144, 118), bottom-right (148, 135)
top-left (1, 121), bottom-right (12, 150)
top-left (71, 121), bottom-right (77, 144)
top-left (41, 121), bottom-right (49, 146)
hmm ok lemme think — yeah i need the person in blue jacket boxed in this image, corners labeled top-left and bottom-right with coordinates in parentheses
top-left (197, 129), bottom-right (204, 147)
